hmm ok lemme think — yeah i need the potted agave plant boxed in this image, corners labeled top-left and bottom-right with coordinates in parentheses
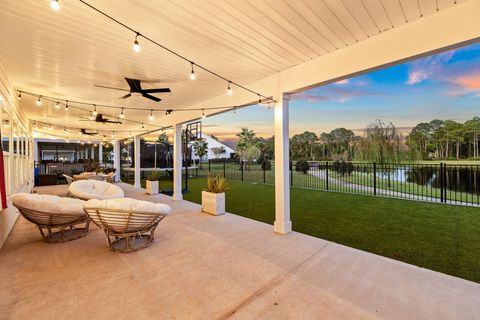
top-left (146, 171), bottom-right (159, 195)
top-left (202, 175), bottom-right (228, 215)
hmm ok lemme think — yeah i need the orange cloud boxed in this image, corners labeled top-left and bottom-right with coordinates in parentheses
top-left (453, 72), bottom-right (480, 90)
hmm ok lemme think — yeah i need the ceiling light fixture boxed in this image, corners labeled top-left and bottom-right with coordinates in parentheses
top-left (227, 82), bottom-right (233, 95)
top-left (149, 109), bottom-right (154, 121)
top-left (119, 107), bottom-right (125, 119)
top-left (17, 92), bottom-right (21, 100)
top-left (133, 33), bottom-right (141, 52)
top-left (55, 101), bottom-right (60, 109)
top-left (92, 105), bottom-right (97, 116)
top-left (65, 101), bottom-right (69, 111)
top-left (189, 62), bottom-right (196, 80)
top-left (50, 0), bottom-right (60, 11)
top-left (201, 109), bottom-right (206, 119)
top-left (37, 96), bottom-right (42, 106)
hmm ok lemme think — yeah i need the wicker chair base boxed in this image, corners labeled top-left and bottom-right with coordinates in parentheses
top-left (37, 219), bottom-right (90, 243)
top-left (105, 226), bottom-right (157, 253)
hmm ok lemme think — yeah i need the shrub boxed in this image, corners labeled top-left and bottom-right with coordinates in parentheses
top-left (332, 160), bottom-right (354, 176)
top-left (146, 171), bottom-right (159, 181)
top-left (296, 159), bottom-right (310, 174)
top-left (206, 175), bottom-right (228, 193)
top-left (261, 160), bottom-right (271, 171)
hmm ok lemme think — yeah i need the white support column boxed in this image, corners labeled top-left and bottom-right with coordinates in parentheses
top-left (98, 143), bottom-right (103, 163)
top-left (134, 135), bottom-right (141, 188)
top-left (91, 145), bottom-right (95, 160)
top-left (172, 123), bottom-right (183, 201)
top-left (274, 93), bottom-right (292, 234)
top-left (113, 140), bottom-right (121, 182)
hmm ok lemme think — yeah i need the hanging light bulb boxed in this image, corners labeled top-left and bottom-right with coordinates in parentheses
top-left (50, 0), bottom-right (60, 11)
top-left (117, 119), bottom-right (121, 125)
top-left (36, 96), bottom-right (42, 106)
top-left (120, 107), bottom-right (125, 119)
top-left (92, 105), bottom-right (97, 116)
top-left (133, 33), bottom-right (141, 52)
top-left (55, 101), bottom-right (60, 109)
top-left (227, 81), bottom-right (233, 95)
top-left (65, 101), bottom-right (69, 111)
top-left (17, 92), bottom-right (22, 100)
top-left (201, 109), bottom-right (206, 119)
top-left (112, 131), bottom-right (115, 138)
top-left (89, 112), bottom-right (94, 120)
top-left (149, 109), bottom-right (154, 121)
top-left (189, 62), bottom-right (196, 80)
top-left (141, 123), bottom-right (145, 129)
top-left (258, 94), bottom-right (261, 104)
top-left (33, 121), bottom-right (36, 128)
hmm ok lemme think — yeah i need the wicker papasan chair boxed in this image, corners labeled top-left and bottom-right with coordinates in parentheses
top-left (12, 193), bottom-right (90, 243)
top-left (67, 180), bottom-right (124, 200)
top-left (84, 198), bottom-right (171, 253)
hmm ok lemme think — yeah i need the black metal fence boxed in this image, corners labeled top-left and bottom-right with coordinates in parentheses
top-left (206, 159), bottom-right (480, 206)
top-left (35, 161), bottom-right (113, 176)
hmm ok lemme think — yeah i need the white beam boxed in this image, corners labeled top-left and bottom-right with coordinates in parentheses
top-left (274, 93), bottom-right (292, 234)
top-left (98, 143), bottom-right (103, 163)
top-left (134, 136), bottom-right (141, 188)
top-left (113, 140), bottom-right (121, 182)
top-left (91, 145), bottom-right (94, 160)
top-left (172, 123), bottom-right (183, 201)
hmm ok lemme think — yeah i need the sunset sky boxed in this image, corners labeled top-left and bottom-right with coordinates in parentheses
top-left (202, 42), bottom-right (480, 142)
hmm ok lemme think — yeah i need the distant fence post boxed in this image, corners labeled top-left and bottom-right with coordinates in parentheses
top-left (241, 160), bottom-right (244, 181)
top-left (290, 162), bottom-right (293, 186)
top-left (263, 163), bottom-right (266, 184)
top-left (325, 161), bottom-right (329, 191)
top-left (223, 159), bottom-right (226, 178)
top-left (373, 162), bottom-right (377, 196)
top-left (208, 159), bottom-right (211, 174)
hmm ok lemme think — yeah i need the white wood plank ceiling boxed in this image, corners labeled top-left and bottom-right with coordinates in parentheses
top-left (0, 0), bottom-right (464, 140)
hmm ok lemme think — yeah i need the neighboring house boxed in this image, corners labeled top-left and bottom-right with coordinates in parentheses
top-left (191, 134), bottom-right (235, 161)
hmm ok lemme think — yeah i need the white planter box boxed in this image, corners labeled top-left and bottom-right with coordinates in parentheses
top-left (202, 191), bottom-right (225, 215)
top-left (146, 180), bottom-right (159, 195)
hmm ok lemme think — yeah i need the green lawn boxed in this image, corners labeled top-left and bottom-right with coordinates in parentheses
top-left (131, 175), bottom-right (480, 283)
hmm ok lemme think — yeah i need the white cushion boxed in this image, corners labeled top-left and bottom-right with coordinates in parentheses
top-left (84, 198), bottom-right (171, 215)
top-left (12, 193), bottom-right (85, 216)
top-left (68, 180), bottom-right (124, 200)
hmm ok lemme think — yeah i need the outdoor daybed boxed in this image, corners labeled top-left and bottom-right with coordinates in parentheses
top-left (12, 193), bottom-right (90, 243)
top-left (84, 198), bottom-right (171, 252)
top-left (67, 180), bottom-right (124, 200)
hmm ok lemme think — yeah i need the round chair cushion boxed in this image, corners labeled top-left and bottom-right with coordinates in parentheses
top-left (68, 180), bottom-right (124, 200)
top-left (85, 198), bottom-right (171, 215)
top-left (12, 193), bottom-right (86, 216)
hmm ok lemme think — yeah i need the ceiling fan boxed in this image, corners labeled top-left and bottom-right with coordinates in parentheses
top-left (79, 114), bottom-right (122, 124)
top-left (96, 77), bottom-right (171, 102)
top-left (79, 129), bottom-right (97, 136)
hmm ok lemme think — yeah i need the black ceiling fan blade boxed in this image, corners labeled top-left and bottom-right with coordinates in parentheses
top-left (141, 88), bottom-right (171, 93)
top-left (95, 85), bottom-right (129, 92)
top-left (142, 93), bottom-right (161, 102)
top-left (125, 78), bottom-right (142, 92)
top-left (120, 93), bottom-right (132, 99)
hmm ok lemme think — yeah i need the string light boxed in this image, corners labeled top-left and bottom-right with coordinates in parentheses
top-left (111, 131), bottom-right (115, 138)
top-left (89, 112), bottom-right (94, 120)
top-left (258, 94), bottom-right (261, 104)
top-left (201, 109), bottom-right (206, 119)
top-left (50, 0), bottom-right (59, 11)
top-left (227, 82), bottom-right (233, 95)
top-left (36, 96), bottom-right (42, 106)
top-left (17, 92), bottom-right (21, 100)
top-left (117, 119), bottom-right (121, 125)
top-left (189, 62), bottom-right (196, 80)
top-left (65, 100), bottom-right (69, 111)
top-left (33, 121), bottom-right (36, 128)
top-left (141, 123), bottom-right (145, 129)
top-left (92, 105), bottom-right (97, 116)
top-left (119, 107), bottom-right (125, 119)
top-left (133, 33), bottom-right (141, 52)
top-left (149, 109), bottom-right (154, 121)
top-left (55, 101), bottom-right (60, 109)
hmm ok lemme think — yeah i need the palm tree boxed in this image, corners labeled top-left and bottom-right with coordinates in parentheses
top-left (236, 128), bottom-right (255, 145)
top-left (192, 139), bottom-right (208, 169)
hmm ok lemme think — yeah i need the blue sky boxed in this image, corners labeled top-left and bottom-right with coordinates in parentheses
top-left (203, 42), bottom-right (480, 142)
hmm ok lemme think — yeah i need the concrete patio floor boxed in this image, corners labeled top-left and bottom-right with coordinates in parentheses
top-left (0, 183), bottom-right (479, 320)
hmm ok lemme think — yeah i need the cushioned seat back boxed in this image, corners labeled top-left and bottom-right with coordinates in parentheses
top-left (68, 180), bottom-right (124, 200)
top-left (84, 198), bottom-right (170, 233)
top-left (12, 193), bottom-right (86, 225)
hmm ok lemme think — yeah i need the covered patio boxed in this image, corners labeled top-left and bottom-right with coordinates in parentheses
top-left (1, 0), bottom-right (480, 318)
top-left (1, 182), bottom-right (479, 319)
